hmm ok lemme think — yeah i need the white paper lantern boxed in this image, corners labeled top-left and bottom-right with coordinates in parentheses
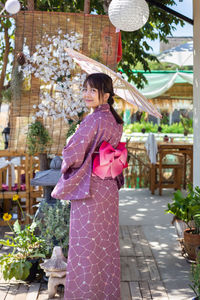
top-left (5, 0), bottom-right (20, 14)
top-left (108, 0), bottom-right (149, 32)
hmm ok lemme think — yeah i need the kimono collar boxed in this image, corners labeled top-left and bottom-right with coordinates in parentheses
top-left (94, 103), bottom-right (110, 112)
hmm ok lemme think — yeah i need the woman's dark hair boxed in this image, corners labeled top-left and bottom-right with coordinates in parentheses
top-left (83, 73), bottom-right (124, 124)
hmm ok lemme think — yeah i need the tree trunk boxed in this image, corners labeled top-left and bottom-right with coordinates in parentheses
top-left (27, 0), bottom-right (34, 11)
top-left (84, 0), bottom-right (90, 13)
top-left (0, 23), bottom-right (9, 99)
top-left (38, 153), bottom-right (49, 171)
top-left (102, 0), bottom-right (112, 13)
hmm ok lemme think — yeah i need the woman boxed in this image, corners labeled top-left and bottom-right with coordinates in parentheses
top-left (52, 73), bottom-right (127, 300)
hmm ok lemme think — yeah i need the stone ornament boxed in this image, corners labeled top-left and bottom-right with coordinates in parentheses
top-left (108, 0), bottom-right (149, 32)
top-left (40, 246), bottom-right (67, 298)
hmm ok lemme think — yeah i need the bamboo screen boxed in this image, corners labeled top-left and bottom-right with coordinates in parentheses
top-left (9, 11), bottom-right (119, 154)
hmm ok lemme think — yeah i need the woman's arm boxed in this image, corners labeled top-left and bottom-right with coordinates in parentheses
top-left (61, 116), bottom-right (99, 173)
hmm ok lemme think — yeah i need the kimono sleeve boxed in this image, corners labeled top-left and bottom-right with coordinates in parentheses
top-left (61, 116), bottom-right (98, 173)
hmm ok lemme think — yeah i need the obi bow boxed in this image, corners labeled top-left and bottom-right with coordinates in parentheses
top-left (92, 141), bottom-right (128, 179)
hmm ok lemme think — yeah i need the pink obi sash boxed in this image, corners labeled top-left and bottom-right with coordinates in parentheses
top-left (92, 141), bottom-right (128, 179)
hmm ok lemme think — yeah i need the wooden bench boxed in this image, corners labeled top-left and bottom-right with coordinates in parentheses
top-left (0, 150), bottom-right (43, 225)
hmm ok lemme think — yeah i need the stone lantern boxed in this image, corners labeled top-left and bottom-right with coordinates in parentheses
top-left (40, 246), bottom-right (67, 298)
top-left (30, 156), bottom-right (62, 215)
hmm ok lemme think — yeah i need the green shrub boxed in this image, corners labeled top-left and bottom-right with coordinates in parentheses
top-left (36, 200), bottom-right (70, 257)
top-left (123, 121), bottom-right (193, 134)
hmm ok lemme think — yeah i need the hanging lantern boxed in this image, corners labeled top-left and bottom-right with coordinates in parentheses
top-left (108, 0), bottom-right (149, 32)
top-left (5, 0), bottom-right (20, 14)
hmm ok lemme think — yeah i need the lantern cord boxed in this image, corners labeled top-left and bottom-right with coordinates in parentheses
top-left (0, 7), bottom-right (5, 15)
top-left (146, 0), bottom-right (193, 25)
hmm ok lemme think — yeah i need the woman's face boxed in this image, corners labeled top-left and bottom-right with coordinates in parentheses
top-left (82, 83), bottom-right (109, 109)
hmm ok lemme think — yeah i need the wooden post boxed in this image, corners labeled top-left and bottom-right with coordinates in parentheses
top-left (193, 0), bottom-right (200, 187)
top-left (84, 0), bottom-right (90, 13)
top-left (27, 0), bottom-right (34, 11)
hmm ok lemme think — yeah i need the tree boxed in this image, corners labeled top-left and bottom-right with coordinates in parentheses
top-left (0, 0), bottom-right (185, 99)
top-left (0, 17), bottom-right (14, 104)
top-left (34, 0), bottom-right (185, 88)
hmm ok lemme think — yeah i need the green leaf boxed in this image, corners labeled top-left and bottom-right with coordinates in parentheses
top-left (13, 220), bottom-right (21, 234)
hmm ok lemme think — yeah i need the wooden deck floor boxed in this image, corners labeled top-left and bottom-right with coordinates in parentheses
top-left (0, 225), bottom-right (168, 300)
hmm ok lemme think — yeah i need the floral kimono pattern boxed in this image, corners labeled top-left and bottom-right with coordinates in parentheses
top-left (52, 104), bottom-right (123, 300)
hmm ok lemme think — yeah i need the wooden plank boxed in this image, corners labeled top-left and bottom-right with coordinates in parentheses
top-left (119, 225), bottom-right (123, 240)
top-left (128, 226), bottom-right (143, 257)
top-left (136, 257), bottom-right (151, 281)
top-left (127, 257), bottom-right (140, 281)
top-left (121, 257), bottom-right (131, 281)
top-left (137, 226), bottom-right (153, 257)
top-left (25, 283), bottom-right (40, 300)
top-left (4, 283), bottom-right (20, 300)
top-left (120, 239), bottom-right (135, 257)
top-left (120, 282), bottom-right (131, 300)
top-left (120, 226), bottom-right (136, 257)
top-left (0, 280), bottom-right (10, 300)
top-left (0, 151), bottom-right (25, 156)
top-left (148, 281), bottom-right (168, 299)
top-left (121, 226), bottom-right (131, 240)
top-left (139, 281), bottom-right (151, 299)
top-left (129, 282), bottom-right (142, 300)
top-left (14, 283), bottom-right (29, 300)
top-left (145, 258), bottom-right (160, 281)
top-left (36, 283), bottom-right (49, 300)
top-left (121, 257), bottom-right (140, 281)
top-left (0, 192), bottom-right (27, 198)
top-left (25, 154), bottom-right (30, 224)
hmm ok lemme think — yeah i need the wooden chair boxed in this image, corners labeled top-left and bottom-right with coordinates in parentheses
top-left (150, 145), bottom-right (185, 196)
top-left (150, 161), bottom-right (183, 195)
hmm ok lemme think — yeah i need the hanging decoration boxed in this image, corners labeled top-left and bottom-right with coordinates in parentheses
top-left (108, 0), bottom-right (149, 32)
top-left (22, 30), bottom-right (87, 124)
top-left (0, 0), bottom-right (21, 15)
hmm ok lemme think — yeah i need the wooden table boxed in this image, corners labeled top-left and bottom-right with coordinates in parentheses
top-left (157, 142), bottom-right (193, 193)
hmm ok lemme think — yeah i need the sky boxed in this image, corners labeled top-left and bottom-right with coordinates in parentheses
top-left (147, 0), bottom-right (193, 54)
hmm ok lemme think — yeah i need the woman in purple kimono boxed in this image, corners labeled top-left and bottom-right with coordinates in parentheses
top-left (52, 73), bottom-right (127, 300)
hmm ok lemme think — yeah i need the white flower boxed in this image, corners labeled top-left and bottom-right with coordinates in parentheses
top-left (24, 30), bottom-right (85, 124)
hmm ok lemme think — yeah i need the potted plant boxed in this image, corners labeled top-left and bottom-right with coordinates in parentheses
top-left (166, 185), bottom-right (200, 260)
top-left (0, 195), bottom-right (46, 281)
top-left (189, 253), bottom-right (200, 300)
top-left (27, 120), bottom-right (52, 171)
top-left (180, 114), bottom-right (193, 136)
top-left (36, 200), bottom-right (70, 258)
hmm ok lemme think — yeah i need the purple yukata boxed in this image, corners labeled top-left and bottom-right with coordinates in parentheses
top-left (52, 103), bottom-right (123, 300)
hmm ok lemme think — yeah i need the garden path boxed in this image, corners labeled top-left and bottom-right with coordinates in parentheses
top-left (0, 188), bottom-right (195, 299)
top-left (0, 224), bottom-right (166, 300)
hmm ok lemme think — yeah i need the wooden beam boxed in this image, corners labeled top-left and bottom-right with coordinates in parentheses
top-left (193, 0), bottom-right (200, 187)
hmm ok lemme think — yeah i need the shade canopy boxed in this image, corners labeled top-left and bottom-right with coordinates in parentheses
top-left (126, 70), bottom-right (193, 99)
top-left (157, 41), bottom-right (193, 67)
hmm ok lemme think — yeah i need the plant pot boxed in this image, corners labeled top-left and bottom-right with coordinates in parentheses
top-left (173, 218), bottom-right (188, 239)
top-left (183, 228), bottom-right (200, 261)
top-left (173, 218), bottom-right (195, 239)
top-left (24, 258), bottom-right (41, 282)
